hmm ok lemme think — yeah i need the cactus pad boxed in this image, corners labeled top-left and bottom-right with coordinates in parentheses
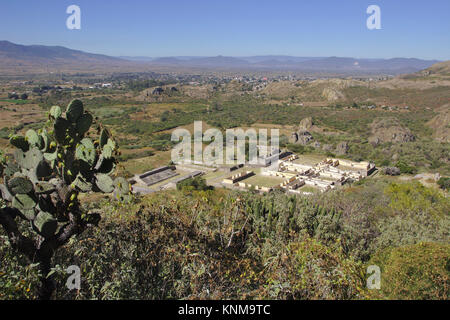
top-left (21, 209), bottom-right (36, 221)
top-left (33, 211), bottom-right (57, 238)
top-left (72, 173), bottom-right (93, 192)
top-left (36, 160), bottom-right (53, 180)
top-left (113, 177), bottom-right (131, 202)
top-left (76, 113), bottom-right (93, 136)
top-left (44, 150), bottom-right (58, 162)
top-left (66, 99), bottom-right (84, 123)
top-left (3, 161), bottom-right (20, 178)
top-left (35, 181), bottom-right (56, 194)
top-left (100, 129), bottom-right (110, 147)
top-left (94, 173), bottom-right (114, 193)
top-left (40, 129), bottom-right (50, 152)
top-left (25, 130), bottom-right (40, 148)
top-left (12, 193), bottom-right (37, 211)
top-left (10, 135), bottom-right (29, 152)
top-left (54, 117), bottom-right (75, 145)
top-left (22, 148), bottom-right (44, 170)
top-left (50, 106), bottom-right (62, 119)
top-left (75, 138), bottom-right (96, 166)
top-left (7, 176), bottom-right (34, 195)
top-left (96, 157), bottom-right (116, 175)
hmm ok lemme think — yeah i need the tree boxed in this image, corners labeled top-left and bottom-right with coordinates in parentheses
top-left (437, 177), bottom-right (450, 191)
top-left (0, 99), bottom-right (131, 299)
top-left (20, 93), bottom-right (28, 100)
top-left (8, 93), bottom-right (19, 100)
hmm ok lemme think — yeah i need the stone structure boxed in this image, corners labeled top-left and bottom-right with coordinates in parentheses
top-left (222, 171), bottom-right (255, 184)
top-left (130, 166), bottom-right (178, 187)
top-left (274, 157), bottom-right (376, 192)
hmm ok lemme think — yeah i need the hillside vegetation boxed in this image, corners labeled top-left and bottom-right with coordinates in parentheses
top-left (1, 177), bottom-right (449, 299)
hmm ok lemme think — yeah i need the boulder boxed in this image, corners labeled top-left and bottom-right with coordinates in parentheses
top-left (298, 117), bottom-right (313, 131)
top-left (290, 130), bottom-right (314, 145)
top-left (368, 136), bottom-right (380, 147)
top-left (335, 141), bottom-right (349, 155)
top-left (384, 167), bottom-right (401, 176)
top-left (322, 88), bottom-right (345, 102)
top-left (297, 131), bottom-right (314, 145)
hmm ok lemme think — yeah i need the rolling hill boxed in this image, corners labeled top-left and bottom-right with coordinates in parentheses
top-left (0, 40), bottom-right (140, 75)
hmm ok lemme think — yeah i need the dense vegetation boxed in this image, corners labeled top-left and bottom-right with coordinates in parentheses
top-left (1, 177), bottom-right (448, 299)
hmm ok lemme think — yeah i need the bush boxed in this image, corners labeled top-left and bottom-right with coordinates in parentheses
top-left (437, 177), bottom-right (450, 191)
top-left (2, 176), bottom-right (448, 300)
top-left (264, 237), bottom-right (364, 299)
top-left (367, 242), bottom-right (450, 300)
top-left (177, 176), bottom-right (211, 191)
top-left (287, 144), bottom-right (305, 154)
top-left (395, 161), bottom-right (417, 174)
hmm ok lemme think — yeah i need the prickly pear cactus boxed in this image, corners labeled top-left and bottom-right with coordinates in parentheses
top-left (0, 99), bottom-right (132, 238)
top-left (0, 99), bottom-right (132, 299)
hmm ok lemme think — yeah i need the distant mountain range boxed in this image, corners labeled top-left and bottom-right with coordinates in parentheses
top-left (140, 55), bottom-right (440, 74)
top-left (0, 40), bottom-right (443, 75)
top-left (0, 40), bottom-right (137, 75)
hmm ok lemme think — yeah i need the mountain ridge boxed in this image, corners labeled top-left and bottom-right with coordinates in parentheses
top-left (0, 40), bottom-right (444, 75)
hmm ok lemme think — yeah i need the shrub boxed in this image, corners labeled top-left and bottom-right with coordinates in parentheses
top-left (263, 237), bottom-right (364, 299)
top-left (367, 242), bottom-right (450, 300)
top-left (437, 177), bottom-right (450, 191)
top-left (177, 176), bottom-right (211, 191)
top-left (395, 161), bottom-right (417, 174)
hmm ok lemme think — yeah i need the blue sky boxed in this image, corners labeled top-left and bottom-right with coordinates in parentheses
top-left (0, 0), bottom-right (449, 59)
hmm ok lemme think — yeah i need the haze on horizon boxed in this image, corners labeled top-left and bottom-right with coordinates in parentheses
top-left (0, 0), bottom-right (449, 60)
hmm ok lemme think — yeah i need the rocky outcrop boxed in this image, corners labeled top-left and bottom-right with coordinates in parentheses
top-left (322, 88), bottom-right (345, 102)
top-left (369, 118), bottom-right (415, 145)
top-left (298, 117), bottom-right (313, 131)
top-left (290, 117), bottom-right (315, 145)
top-left (290, 131), bottom-right (314, 145)
top-left (335, 141), bottom-right (349, 155)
